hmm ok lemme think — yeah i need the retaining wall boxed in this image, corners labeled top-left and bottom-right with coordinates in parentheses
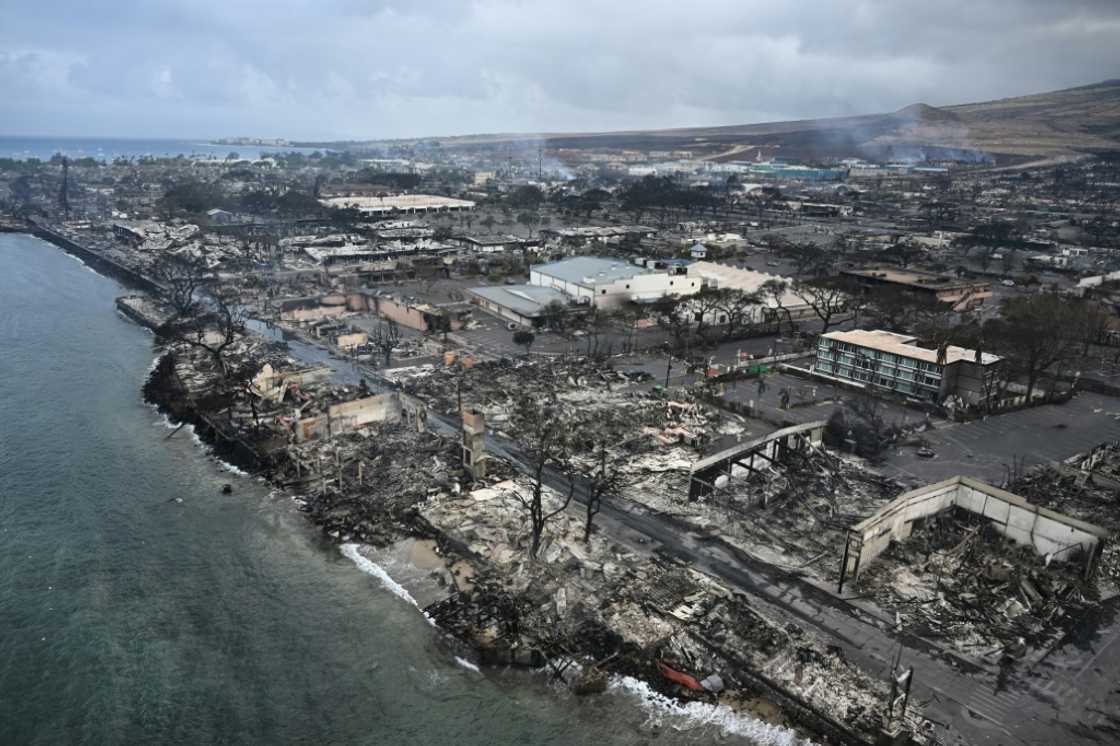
top-left (843, 476), bottom-right (1108, 581)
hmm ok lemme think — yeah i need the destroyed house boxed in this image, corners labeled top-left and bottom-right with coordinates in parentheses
top-left (304, 244), bottom-right (384, 266)
top-left (456, 234), bottom-right (529, 254)
top-left (112, 222), bottom-right (147, 246)
top-left (841, 476), bottom-right (1109, 584)
top-left (814, 330), bottom-right (1002, 404)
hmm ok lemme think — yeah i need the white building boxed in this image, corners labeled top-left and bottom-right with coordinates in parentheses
top-left (529, 256), bottom-right (701, 309)
top-left (686, 261), bottom-right (816, 323)
top-left (319, 194), bottom-right (475, 214)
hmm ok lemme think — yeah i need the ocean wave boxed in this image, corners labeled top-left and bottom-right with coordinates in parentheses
top-left (62, 251), bottom-right (103, 278)
top-left (609, 675), bottom-right (813, 746)
top-left (151, 414), bottom-right (250, 477)
top-left (454, 656), bottom-right (481, 673)
top-left (154, 412), bottom-right (179, 429)
top-left (215, 459), bottom-right (250, 477)
top-left (340, 543), bottom-right (436, 627)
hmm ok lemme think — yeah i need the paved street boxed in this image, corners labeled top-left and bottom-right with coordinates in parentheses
top-left (296, 325), bottom-right (1120, 746)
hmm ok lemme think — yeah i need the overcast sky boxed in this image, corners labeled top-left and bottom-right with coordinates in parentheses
top-left (2, 0), bottom-right (1118, 141)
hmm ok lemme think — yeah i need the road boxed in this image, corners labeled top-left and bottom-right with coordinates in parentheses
top-left (416, 406), bottom-right (1102, 746)
top-left (283, 327), bottom-right (1118, 746)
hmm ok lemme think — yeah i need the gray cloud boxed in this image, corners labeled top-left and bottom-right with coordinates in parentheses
top-left (0, 0), bottom-right (1117, 139)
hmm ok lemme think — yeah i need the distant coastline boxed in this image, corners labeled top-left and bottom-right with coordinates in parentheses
top-left (210, 137), bottom-right (292, 148)
top-left (0, 135), bottom-right (316, 162)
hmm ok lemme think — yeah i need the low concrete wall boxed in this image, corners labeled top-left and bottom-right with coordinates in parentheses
top-left (30, 224), bottom-right (163, 294)
top-left (294, 393), bottom-right (403, 441)
top-left (336, 332), bottom-right (368, 350)
top-left (843, 476), bottom-right (1109, 581)
top-left (281, 304), bottom-right (348, 323)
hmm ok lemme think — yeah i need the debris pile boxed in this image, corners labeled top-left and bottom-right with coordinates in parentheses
top-left (419, 476), bottom-right (927, 743)
top-left (859, 509), bottom-right (1109, 658)
top-left (287, 423), bottom-right (461, 545)
top-left (1010, 459), bottom-right (1120, 582)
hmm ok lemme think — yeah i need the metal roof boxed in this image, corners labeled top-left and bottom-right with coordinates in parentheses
top-left (532, 256), bottom-right (652, 287)
top-left (469, 284), bottom-right (569, 318)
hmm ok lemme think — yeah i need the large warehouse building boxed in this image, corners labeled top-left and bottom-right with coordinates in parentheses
top-left (529, 256), bottom-right (702, 308)
top-left (319, 194), bottom-right (476, 214)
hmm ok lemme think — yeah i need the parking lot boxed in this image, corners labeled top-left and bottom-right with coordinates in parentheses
top-left (880, 391), bottom-right (1120, 485)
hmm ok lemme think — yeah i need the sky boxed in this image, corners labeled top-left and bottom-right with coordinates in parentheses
top-left (1, 0), bottom-right (1119, 141)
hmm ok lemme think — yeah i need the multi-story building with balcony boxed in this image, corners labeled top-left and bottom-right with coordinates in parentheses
top-left (813, 329), bottom-right (1002, 405)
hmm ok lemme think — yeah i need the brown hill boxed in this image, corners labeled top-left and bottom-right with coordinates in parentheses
top-left (308, 80), bottom-right (1120, 163)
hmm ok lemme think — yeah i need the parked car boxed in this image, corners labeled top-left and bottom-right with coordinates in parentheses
top-left (621, 369), bottom-right (654, 382)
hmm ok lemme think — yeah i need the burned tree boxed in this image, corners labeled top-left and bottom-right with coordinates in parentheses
top-left (153, 253), bottom-right (211, 319)
top-left (226, 359), bottom-right (264, 431)
top-left (540, 300), bottom-right (570, 335)
top-left (986, 293), bottom-right (1082, 402)
top-left (759, 279), bottom-right (795, 335)
top-left (158, 288), bottom-right (246, 381)
top-left (513, 329), bottom-right (536, 356)
top-left (570, 410), bottom-right (633, 544)
top-left (651, 294), bottom-right (692, 353)
top-left (686, 287), bottom-right (729, 343)
top-left (581, 309), bottom-right (615, 359)
top-left (714, 287), bottom-right (762, 340)
top-left (370, 318), bottom-right (402, 367)
top-left (792, 277), bottom-right (849, 334)
top-left (508, 378), bottom-right (574, 560)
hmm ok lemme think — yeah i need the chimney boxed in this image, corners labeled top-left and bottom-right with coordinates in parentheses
top-left (461, 407), bottom-right (487, 480)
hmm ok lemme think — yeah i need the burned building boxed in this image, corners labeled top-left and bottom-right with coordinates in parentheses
top-left (841, 267), bottom-right (992, 311)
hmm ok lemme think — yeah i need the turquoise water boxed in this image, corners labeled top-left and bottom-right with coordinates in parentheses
top-left (0, 136), bottom-right (316, 162)
top-left (0, 233), bottom-right (779, 745)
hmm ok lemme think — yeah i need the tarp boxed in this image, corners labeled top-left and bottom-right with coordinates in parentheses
top-left (657, 661), bottom-right (704, 690)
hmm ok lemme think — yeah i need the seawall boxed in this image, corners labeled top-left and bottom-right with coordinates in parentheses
top-left (25, 221), bottom-right (163, 294)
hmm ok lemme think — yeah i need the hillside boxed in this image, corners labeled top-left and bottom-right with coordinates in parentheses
top-left (309, 79), bottom-right (1120, 164)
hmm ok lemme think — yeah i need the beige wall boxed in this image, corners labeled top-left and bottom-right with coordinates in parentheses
top-left (845, 476), bottom-right (1107, 579)
top-left (294, 393), bottom-right (403, 441)
top-left (336, 332), bottom-right (368, 350)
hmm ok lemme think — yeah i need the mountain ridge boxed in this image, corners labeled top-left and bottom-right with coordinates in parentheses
top-left (300, 79), bottom-right (1120, 163)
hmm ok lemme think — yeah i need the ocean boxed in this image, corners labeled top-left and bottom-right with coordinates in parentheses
top-left (0, 136), bottom-right (319, 163)
top-left (0, 232), bottom-right (790, 745)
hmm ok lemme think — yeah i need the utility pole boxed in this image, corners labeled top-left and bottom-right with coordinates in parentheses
top-left (58, 156), bottom-right (70, 216)
top-left (884, 646), bottom-right (914, 739)
top-left (538, 144), bottom-right (543, 181)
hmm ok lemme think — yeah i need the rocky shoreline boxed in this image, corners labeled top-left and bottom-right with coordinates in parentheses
top-left (10, 215), bottom-right (925, 744)
top-left (139, 337), bottom-right (921, 746)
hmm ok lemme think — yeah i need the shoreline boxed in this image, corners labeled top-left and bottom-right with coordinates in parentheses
top-left (16, 228), bottom-right (870, 745)
top-left (20, 221), bottom-right (162, 294)
top-left (140, 349), bottom-right (824, 744)
top-left (139, 344), bottom-right (861, 745)
top-left (339, 539), bottom-right (812, 746)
